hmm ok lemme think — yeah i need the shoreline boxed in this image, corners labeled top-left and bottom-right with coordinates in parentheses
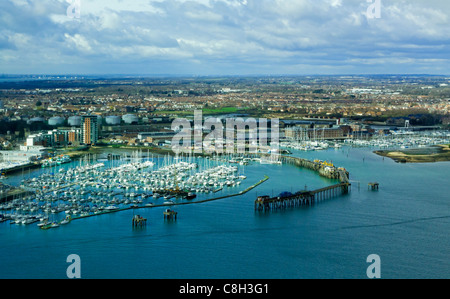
top-left (374, 144), bottom-right (450, 163)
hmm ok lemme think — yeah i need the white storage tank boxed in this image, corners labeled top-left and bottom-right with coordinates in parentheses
top-left (122, 114), bottom-right (139, 125)
top-left (48, 116), bottom-right (66, 126)
top-left (105, 115), bottom-right (121, 125)
top-left (96, 115), bottom-right (103, 125)
top-left (27, 117), bottom-right (45, 124)
top-left (68, 116), bottom-right (82, 127)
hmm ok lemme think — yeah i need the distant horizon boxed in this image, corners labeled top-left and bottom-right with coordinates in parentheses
top-left (1, 73), bottom-right (450, 78)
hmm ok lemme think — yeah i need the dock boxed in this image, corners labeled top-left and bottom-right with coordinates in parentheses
top-left (255, 157), bottom-right (351, 212)
top-left (255, 182), bottom-right (350, 212)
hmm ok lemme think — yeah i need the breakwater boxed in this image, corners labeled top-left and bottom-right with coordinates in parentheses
top-left (280, 155), bottom-right (349, 181)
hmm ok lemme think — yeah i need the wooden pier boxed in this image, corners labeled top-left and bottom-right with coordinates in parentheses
top-left (255, 182), bottom-right (349, 212)
top-left (255, 157), bottom-right (351, 212)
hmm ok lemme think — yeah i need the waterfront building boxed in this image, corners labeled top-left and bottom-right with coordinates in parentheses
top-left (81, 116), bottom-right (99, 145)
top-left (51, 129), bottom-right (81, 146)
top-left (285, 126), bottom-right (345, 140)
top-left (26, 129), bottom-right (81, 147)
top-left (26, 133), bottom-right (52, 147)
top-left (311, 127), bottom-right (345, 139)
top-left (67, 129), bottom-right (80, 144)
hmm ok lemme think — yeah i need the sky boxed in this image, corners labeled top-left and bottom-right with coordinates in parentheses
top-left (1, 0), bottom-right (450, 76)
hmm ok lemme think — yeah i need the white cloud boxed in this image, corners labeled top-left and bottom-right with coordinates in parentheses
top-left (64, 33), bottom-right (93, 53)
top-left (1, 0), bottom-right (450, 75)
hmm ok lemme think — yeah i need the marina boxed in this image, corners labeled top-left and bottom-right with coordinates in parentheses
top-left (282, 131), bottom-right (449, 151)
top-left (2, 144), bottom-right (356, 228)
top-left (0, 151), bottom-right (260, 228)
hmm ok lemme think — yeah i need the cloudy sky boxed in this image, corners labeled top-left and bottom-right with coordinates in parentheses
top-left (1, 0), bottom-right (450, 75)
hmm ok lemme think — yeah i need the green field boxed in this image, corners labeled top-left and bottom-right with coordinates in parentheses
top-left (202, 107), bottom-right (241, 114)
top-left (154, 107), bottom-right (247, 116)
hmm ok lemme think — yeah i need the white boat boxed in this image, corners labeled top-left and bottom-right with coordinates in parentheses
top-left (260, 155), bottom-right (282, 165)
top-left (22, 218), bottom-right (39, 225)
top-left (60, 216), bottom-right (71, 225)
top-left (104, 205), bottom-right (118, 211)
top-left (37, 221), bottom-right (48, 227)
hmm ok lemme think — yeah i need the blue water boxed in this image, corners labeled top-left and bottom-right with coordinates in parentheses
top-left (1, 147), bottom-right (449, 279)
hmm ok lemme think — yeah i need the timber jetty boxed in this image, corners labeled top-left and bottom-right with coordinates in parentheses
top-left (255, 156), bottom-right (350, 212)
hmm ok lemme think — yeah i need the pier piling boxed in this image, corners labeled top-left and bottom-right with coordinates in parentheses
top-left (368, 183), bottom-right (379, 191)
top-left (163, 209), bottom-right (178, 220)
top-left (132, 215), bottom-right (147, 227)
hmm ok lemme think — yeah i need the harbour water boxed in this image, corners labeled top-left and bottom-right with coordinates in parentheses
top-left (0, 147), bottom-right (449, 279)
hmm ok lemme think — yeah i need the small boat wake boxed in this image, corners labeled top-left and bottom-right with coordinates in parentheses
top-left (338, 215), bottom-right (450, 230)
